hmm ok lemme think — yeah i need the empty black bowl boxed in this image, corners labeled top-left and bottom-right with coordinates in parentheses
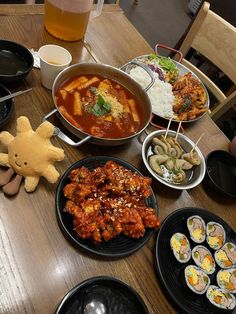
top-left (0, 40), bottom-right (34, 83)
top-left (0, 83), bottom-right (14, 128)
top-left (205, 150), bottom-right (236, 197)
top-left (55, 276), bottom-right (149, 314)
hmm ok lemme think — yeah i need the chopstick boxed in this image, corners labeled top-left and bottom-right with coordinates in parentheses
top-left (164, 118), bottom-right (172, 139)
top-left (190, 133), bottom-right (204, 153)
top-left (0, 88), bottom-right (32, 103)
top-left (175, 121), bottom-right (182, 140)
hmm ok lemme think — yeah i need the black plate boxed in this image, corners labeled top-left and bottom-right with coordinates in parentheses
top-left (155, 207), bottom-right (236, 314)
top-left (0, 83), bottom-right (14, 128)
top-left (55, 276), bottom-right (149, 314)
top-left (0, 40), bottom-right (34, 83)
top-left (56, 156), bottom-right (158, 257)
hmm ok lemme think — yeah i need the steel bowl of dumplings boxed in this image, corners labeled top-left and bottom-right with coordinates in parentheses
top-left (142, 129), bottom-right (206, 190)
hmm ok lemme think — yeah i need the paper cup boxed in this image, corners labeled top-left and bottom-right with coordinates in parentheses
top-left (38, 44), bottom-right (72, 90)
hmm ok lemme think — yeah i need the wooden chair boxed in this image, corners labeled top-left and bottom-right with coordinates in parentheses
top-left (177, 1), bottom-right (236, 122)
top-left (115, 0), bottom-right (139, 5)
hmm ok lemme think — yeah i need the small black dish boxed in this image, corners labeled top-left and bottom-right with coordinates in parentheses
top-left (0, 39), bottom-right (34, 83)
top-left (154, 207), bottom-right (236, 314)
top-left (0, 83), bottom-right (14, 129)
top-left (55, 156), bottom-right (158, 258)
top-left (55, 276), bottom-right (149, 314)
top-left (205, 150), bottom-right (236, 197)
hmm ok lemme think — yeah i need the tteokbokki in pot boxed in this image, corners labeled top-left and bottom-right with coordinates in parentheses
top-left (54, 74), bottom-right (144, 139)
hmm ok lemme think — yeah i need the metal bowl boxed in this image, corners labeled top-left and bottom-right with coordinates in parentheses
top-left (44, 62), bottom-right (153, 147)
top-left (127, 54), bottom-right (209, 123)
top-left (0, 40), bottom-right (34, 83)
top-left (142, 130), bottom-right (206, 190)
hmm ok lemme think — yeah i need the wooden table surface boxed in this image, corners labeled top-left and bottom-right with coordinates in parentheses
top-left (0, 4), bottom-right (235, 314)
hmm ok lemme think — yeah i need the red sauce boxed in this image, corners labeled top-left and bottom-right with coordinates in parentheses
top-left (55, 74), bottom-right (144, 139)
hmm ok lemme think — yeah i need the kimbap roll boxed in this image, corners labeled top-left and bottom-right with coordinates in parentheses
top-left (184, 265), bottom-right (210, 295)
top-left (206, 285), bottom-right (236, 310)
top-left (215, 242), bottom-right (236, 269)
top-left (206, 221), bottom-right (226, 250)
top-left (187, 215), bottom-right (206, 243)
top-left (170, 233), bottom-right (191, 263)
top-left (217, 268), bottom-right (236, 293)
top-left (192, 245), bottom-right (216, 275)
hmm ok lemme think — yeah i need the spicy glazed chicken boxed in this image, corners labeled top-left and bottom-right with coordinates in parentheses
top-left (63, 160), bottom-right (159, 243)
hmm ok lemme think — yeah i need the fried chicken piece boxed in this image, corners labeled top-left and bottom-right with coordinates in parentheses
top-left (68, 166), bottom-right (92, 183)
top-left (138, 206), bottom-right (160, 228)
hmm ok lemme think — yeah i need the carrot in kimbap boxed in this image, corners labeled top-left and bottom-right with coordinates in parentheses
top-left (192, 245), bottom-right (216, 275)
top-left (184, 265), bottom-right (210, 295)
top-left (206, 221), bottom-right (226, 250)
top-left (187, 215), bottom-right (206, 243)
top-left (206, 285), bottom-right (236, 310)
top-left (217, 268), bottom-right (236, 293)
top-left (170, 233), bottom-right (191, 263)
top-left (215, 242), bottom-right (236, 269)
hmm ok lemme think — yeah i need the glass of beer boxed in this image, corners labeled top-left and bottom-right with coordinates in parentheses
top-left (44, 0), bottom-right (104, 41)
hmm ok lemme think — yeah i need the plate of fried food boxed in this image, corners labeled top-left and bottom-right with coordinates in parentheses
top-left (55, 156), bottom-right (160, 257)
top-left (124, 53), bottom-right (209, 123)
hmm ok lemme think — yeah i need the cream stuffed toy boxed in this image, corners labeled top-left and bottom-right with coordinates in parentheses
top-left (0, 116), bottom-right (65, 195)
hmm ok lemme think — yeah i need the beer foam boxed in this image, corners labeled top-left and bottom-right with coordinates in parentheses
top-left (48, 0), bottom-right (93, 13)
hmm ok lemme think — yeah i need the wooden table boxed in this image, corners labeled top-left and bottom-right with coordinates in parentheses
top-left (0, 4), bottom-right (235, 314)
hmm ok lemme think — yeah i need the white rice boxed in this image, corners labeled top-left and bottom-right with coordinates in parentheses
top-left (129, 67), bottom-right (175, 118)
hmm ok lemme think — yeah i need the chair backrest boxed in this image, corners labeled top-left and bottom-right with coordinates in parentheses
top-left (178, 2), bottom-right (236, 120)
top-left (180, 2), bottom-right (236, 84)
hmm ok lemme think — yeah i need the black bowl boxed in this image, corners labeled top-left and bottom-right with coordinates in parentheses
top-left (205, 150), bottom-right (236, 197)
top-left (0, 40), bottom-right (34, 83)
top-left (55, 276), bottom-right (149, 314)
top-left (0, 83), bottom-right (14, 128)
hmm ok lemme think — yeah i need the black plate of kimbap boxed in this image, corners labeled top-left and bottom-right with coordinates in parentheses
top-left (155, 207), bottom-right (236, 314)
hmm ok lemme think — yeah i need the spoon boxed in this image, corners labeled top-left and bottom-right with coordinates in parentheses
top-left (83, 300), bottom-right (107, 314)
top-left (0, 88), bottom-right (32, 103)
top-left (82, 291), bottom-right (108, 314)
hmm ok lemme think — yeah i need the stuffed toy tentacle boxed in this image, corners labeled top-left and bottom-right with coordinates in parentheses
top-left (0, 132), bottom-right (14, 146)
top-left (48, 147), bottom-right (65, 162)
top-left (41, 165), bottom-right (60, 183)
top-left (24, 176), bottom-right (40, 192)
top-left (36, 121), bottom-right (55, 139)
top-left (0, 153), bottom-right (10, 167)
top-left (17, 116), bottom-right (32, 133)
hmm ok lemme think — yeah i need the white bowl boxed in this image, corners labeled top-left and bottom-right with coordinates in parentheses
top-left (142, 130), bottom-right (206, 190)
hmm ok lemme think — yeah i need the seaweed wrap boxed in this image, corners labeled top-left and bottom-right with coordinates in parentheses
top-left (217, 268), bottom-right (236, 294)
top-left (206, 285), bottom-right (236, 310)
top-left (206, 221), bottom-right (226, 250)
top-left (192, 245), bottom-right (216, 275)
top-left (184, 265), bottom-right (210, 295)
top-left (170, 233), bottom-right (191, 263)
top-left (187, 215), bottom-right (206, 243)
top-left (215, 242), bottom-right (236, 269)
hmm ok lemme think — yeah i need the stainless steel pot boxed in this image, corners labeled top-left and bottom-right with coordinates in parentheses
top-left (44, 62), bottom-right (154, 147)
